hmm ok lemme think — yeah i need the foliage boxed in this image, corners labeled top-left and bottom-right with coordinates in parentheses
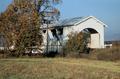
top-left (0, 0), bottom-right (42, 56)
top-left (63, 32), bottom-right (90, 56)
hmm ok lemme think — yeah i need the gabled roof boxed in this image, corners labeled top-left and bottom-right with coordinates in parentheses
top-left (55, 16), bottom-right (107, 27)
top-left (56, 17), bottom-right (85, 26)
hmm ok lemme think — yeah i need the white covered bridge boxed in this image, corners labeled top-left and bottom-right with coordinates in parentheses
top-left (41, 16), bottom-right (107, 52)
top-left (57, 16), bottom-right (106, 48)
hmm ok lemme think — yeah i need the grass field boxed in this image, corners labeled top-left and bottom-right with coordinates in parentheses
top-left (0, 58), bottom-right (120, 79)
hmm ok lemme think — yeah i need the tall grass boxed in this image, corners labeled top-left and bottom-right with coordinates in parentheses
top-left (86, 42), bottom-right (120, 61)
top-left (90, 47), bottom-right (120, 61)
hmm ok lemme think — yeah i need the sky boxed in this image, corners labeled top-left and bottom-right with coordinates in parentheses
top-left (0, 0), bottom-right (120, 41)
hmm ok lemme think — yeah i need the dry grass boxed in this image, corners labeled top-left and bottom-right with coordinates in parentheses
top-left (0, 58), bottom-right (120, 79)
top-left (87, 44), bottom-right (120, 61)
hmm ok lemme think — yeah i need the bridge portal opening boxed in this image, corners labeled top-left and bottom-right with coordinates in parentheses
top-left (82, 28), bottom-right (100, 48)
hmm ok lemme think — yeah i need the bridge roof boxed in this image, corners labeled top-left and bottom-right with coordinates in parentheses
top-left (55, 16), bottom-right (107, 27)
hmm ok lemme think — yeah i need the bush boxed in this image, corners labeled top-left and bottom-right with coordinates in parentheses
top-left (63, 32), bottom-right (90, 57)
top-left (0, 50), bottom-right (10, 58)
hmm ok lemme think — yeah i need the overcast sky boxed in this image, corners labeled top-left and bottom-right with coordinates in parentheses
top-left (0, 0), bottom-right (120, 41)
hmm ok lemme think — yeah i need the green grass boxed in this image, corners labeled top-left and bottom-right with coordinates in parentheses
top-left (0, 58), bottom-right (120, 79)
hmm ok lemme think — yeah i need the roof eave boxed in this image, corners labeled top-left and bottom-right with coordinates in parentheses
top-left (74, 16), bottom-right (108, 27)
top-left (54, 24), bottom-right (74, 28)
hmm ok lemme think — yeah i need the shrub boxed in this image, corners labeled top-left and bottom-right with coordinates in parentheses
top-left (63, 32), bottom-right (90, 57)
top-left (0, 50), bottom-right (10, 58)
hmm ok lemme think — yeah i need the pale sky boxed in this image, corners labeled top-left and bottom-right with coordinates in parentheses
top-left (0, 0), bottom-right (120, 41)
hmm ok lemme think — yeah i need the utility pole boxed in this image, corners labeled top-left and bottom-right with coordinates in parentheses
top-left (46, 20), bottom-right (49, 54)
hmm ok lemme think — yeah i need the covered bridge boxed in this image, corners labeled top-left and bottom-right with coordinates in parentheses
top-left (41, 16), bottom-right (107, 53)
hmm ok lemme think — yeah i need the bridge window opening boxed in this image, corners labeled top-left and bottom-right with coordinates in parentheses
top-left (43, 30), bottom-right (46, 33)
top-left (57, 28), bottom-right (63, 35)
